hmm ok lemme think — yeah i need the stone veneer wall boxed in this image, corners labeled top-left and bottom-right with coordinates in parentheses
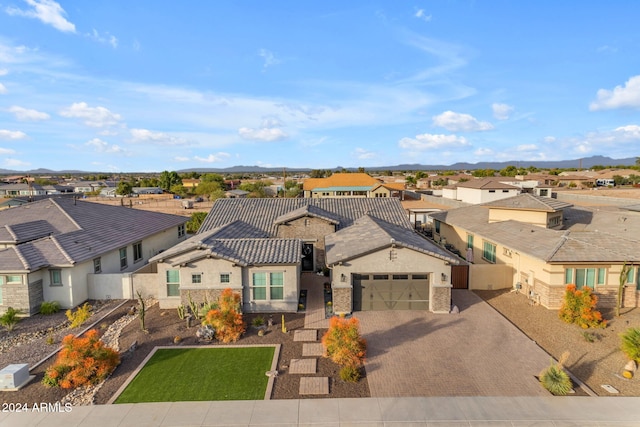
top-left (276, 216), bottom-right (335, 270)
top-left (431, 284), bottom-right (451, 313)
top-left (331, 285), bottom-right (352, 314)
top-left (1, 280), bottom-right (43, 315)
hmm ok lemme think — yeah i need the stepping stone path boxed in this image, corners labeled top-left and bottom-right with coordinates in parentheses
top-left (293, 329), bottom-right (317, 342)
top-left (302, 343), bottom-right (324, 357)
top-left (289, 358), bottom-right (317, 374)
top-left (299, 377), bottom-right (329, 395)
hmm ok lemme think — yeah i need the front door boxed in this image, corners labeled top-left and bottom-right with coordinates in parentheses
top-left (301, 243), bottom-right (314, 271)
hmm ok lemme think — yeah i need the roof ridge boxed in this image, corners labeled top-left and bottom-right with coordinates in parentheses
top-left (4, 224), bottom-right (17, 242)
top-left (49, 198), bottom-right (83, 231)
top-left (545, 230), bottom-right (570, 261)
top-left (49, 235), bottom-right (75, 265)
top-left (12, 245), bottom-right (31, 270)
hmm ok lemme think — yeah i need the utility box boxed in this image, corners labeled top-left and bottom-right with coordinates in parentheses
top-left (0, 364), bottom-right (29, 389)
top-left (182, 200), bottom-right (194, 209)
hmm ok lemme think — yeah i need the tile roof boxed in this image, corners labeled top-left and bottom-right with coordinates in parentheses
top-left (151, 226), bottom-right (301, 267)
top-left (456, 178), bottom-right (520, 190)
top-left (430, 204), bottom-right (640, 263)
top-left (200, 197), bottom-right (412, 237)
top-left (273, 205), bottom-right (340, 225)
top-left (482, 194), bottom-right (573, 212)
top-left (0, 198), bottom-right (187, 272)
top-left (302, 173), bottom-right (380, 191)
top-left (325, 215), bottom-right (461, 266)
top-left (311, 186), bottom-right (373, 192)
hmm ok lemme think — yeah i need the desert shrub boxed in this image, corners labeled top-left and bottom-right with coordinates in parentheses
top-left (40, 301), bottom-right (60, 315)
top-left (203, 288), bottom-right (245, 343)
top-left (66, 302), bottom-right (92, 328)
top-left (339, 365), bottom-right (361, 382)
top-left (539, 362), bottom-right (572, 395)
top-left (43, 329), bottom-right (120, 389)
top-left (558, 285), bottom-right (606, 328)
top-left (0, 307), bottom-right (21, 331)
top-left (252, 315), bottom-right (265, 327)
top-left (322, 317), bottom-right (366, 377)
top-left (620, 327), bottom-right (640, 362)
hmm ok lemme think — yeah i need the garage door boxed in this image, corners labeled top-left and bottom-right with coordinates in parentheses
top-left (353, 273), bottom-right (430, 311)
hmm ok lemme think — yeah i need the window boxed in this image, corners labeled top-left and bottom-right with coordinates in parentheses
top-left (270, 272), bottom-right (284, 300)
top-left (489, 190), bottom-right (496, 193)
top-left (412, 274), bottom-right (428, 280)
top-left (549, 216), bottom-right (561, 227)
top-left (565, 268), bottom-right (601, 289)
top-left (119, 247), bottom-right (127, 270)
top-left (502, 190), bottom-right (509, 193)
top-left (392, 274), bottom-right (408, 280)
top-left (434, 220), bottom-right (440, 234)
top-left (467, 234), bottom-right (474, 249)
top-left (133, 242), bottom-right (143, 263)
top-left (50, 269), bottom-right (62, 286)
top-left (166, 269), bottom-right (180, 297)
top-left (192, 274), bottom-right (202, 284)
top-left (252, 272), bottom-right (267, 300)
top-left (373, 274), bottom-right (389, 280)
top-left (178, 224), bottom-right (185, 238)
top-left (220, 273), bottom-right (230, 283)
top-left (597, 268), bottom-right (606, 285)
top-left (482, 241), bottom-right (496, 263)
top-left (93, 257), bottom-right (102, 274)
top-left (565, 268), bottom-right (573, 285)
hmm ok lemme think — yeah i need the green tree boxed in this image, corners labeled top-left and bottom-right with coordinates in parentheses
top-left (415, 171), bottom-right (426, 180)
top-left (201, 173), bottom-right (225, 184)
top-left (405, 175), bottom-right (417, 186)
top-left (170, 184), bottom-right (187, 197)
top-left (636, 157), bottom-right (640, 166)
top-left (159, 171), bottom-right (182, 192)
top-left (186, 212), bottom-right (208, 234)
top-left (240, 180), bottom-right (272, 198)
top-left (116, 181), bottom-right (132, 196)
top-left (195, 181), bottom-right (222, 198)
top-left (357, 167), bottom-right (365, 173)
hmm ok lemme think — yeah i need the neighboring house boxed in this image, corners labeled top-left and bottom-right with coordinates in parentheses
top-left (133, 187), bottom-right (164, 195)
top-left (150, 198), bottom-right (461, 314)
top-left (429, 193), bottom-right (640, 309)
top-left (0, 198), bottom-right (188, 315)
top-left (182, 179), bottom-right (201, 190)
top-left (225, 189), bottom-right (249, 198)
top-left (442, 178), bottom-right (521, 204)
top-left (303, 173), bottom-right (405, 199)
top-left (0, 183), bottom-right (48, 198)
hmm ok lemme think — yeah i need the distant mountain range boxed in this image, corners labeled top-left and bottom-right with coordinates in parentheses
top-left (0, 155), bottom-right (636, 175)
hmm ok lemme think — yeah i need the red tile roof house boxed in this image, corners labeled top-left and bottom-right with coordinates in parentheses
top-left (0, 198), bottom-right (188, 315)
top-left (150, 198), bottom-right (462, 315)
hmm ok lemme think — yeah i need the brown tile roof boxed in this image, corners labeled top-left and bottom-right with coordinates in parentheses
top-left (482, 194), bottom-right (573, 212)
top-left (456, 178), bottom-right (519, 190)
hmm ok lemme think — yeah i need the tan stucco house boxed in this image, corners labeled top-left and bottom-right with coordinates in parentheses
top-left (151, 198), bottom-right (461, 314)
top-left (430, 194), bottom-right (640, 309)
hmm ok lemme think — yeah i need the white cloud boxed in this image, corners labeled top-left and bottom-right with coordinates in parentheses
top-left (129, 128), bottom-right (187, 146)
top-left (8, 105), bottom-right (50, 121)
top-left (590, 75), bottom-right (640, 110)
top-left (85, 138), bottom-right (127, 154)
top-left (174, 156), bottom-right (190, 162)
top-left (474, 148), bottom-right (493, 156)
top-left (516, 144), bottom-right (538, 152)
top-left (238, 126), bottom-right (288, 142)
top-left (4, 158), bottom-right (30, 168)
top-left (194, 152), bottom-right (231, 163)
top-left (398, 133), bottom-right (469, 150)
top-left (0, 83), bottom-right (6, 94)
top-left (353, 147), bottom-right (376, 160)
top-left (0, 69), bottom-right (7, 76)
top-left (492, 103), bottom-right (514, 120)
top-left (0, 129), bottom-right (27, 140)
top-left (87, 29), bottom-right (118, 48)
top-left (6, 0), bottom-right (75, 33)
top-left (0, 148), bottom-right (15, 154)
top-left (59, 102), bottom-right (122, 127)
top-left (259, 49), bottom-right (280, 70)
top-left (414, 9), bottom-right (432, 22)
top-left (614, 124), bottom-right (640, 138)
top-left (543, 136), bottom-right (556, 143)
top-left (432, 111), bottom-right (493, 132)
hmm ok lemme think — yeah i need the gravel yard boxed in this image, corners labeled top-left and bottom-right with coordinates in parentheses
top-left (475, 289), bottom-right (640, 396)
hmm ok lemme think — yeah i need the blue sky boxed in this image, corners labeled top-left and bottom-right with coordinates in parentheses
top-left (0, 1), bottom-right (639, 172)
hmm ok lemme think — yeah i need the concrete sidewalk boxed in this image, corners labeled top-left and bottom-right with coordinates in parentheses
top-left (1, 396), bottom-right (639, 426)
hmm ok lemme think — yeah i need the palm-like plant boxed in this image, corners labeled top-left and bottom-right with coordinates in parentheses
top-left (620, 328), bottom-right (640, 362)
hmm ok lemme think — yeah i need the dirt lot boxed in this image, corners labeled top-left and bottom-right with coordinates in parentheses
top-left (2, 303), bottom-right (369, 405)
top-left (476, 289), bottom-right (640, 396)
top-left (83, 195), bottom-right (214, 217)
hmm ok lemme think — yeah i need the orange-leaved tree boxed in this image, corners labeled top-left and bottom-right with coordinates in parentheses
top-left (322, 317), bottom-right (367, 381)
top-left (558, 284), bottom-right (606, 329)
top-left (203, 288), bottom-right (245, 343)
top-left (43, 329), bottom-right (120, 389)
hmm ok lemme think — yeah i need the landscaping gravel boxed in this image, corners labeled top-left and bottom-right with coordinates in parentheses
top-left (475, 289), bottom-right (640, 396)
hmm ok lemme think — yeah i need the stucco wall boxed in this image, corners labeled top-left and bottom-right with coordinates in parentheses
top-left (276, 216), bottom-right (335, 270)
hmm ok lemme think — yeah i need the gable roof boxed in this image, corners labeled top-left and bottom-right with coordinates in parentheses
top-left (456, 178), bottom-right (520, 190)
top-left (303, 173), bottom-right (380, 191)
top-left (325, 215), bottom-right (460, 266)
top-left (483, 194), bottom-right (573, 212)
top-left (199, 198), bottom-right (412, 237)
top-left (0, 198), bottom-right (187, 272)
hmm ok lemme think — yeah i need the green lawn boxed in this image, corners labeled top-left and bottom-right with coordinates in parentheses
top-left (114, 347), bottom-right (275, 403)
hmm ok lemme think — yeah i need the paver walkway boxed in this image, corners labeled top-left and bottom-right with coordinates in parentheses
top-left (293, 329), bottom-right (317, 341)
top-left (357, 290), bottom-right (556, 397)
top-left (302, 342), bottom-right (324, 357)
top-left (303, 273), bottom-right (330, 329)
top-left (289, 358), bottom-right (317, 374)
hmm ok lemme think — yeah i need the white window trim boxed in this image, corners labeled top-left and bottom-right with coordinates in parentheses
top-left (250, 271), bottom-right (284, 302)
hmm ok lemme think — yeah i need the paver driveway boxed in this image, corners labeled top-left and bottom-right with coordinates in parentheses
top-left (357, 290), bottom-right (553, 397)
